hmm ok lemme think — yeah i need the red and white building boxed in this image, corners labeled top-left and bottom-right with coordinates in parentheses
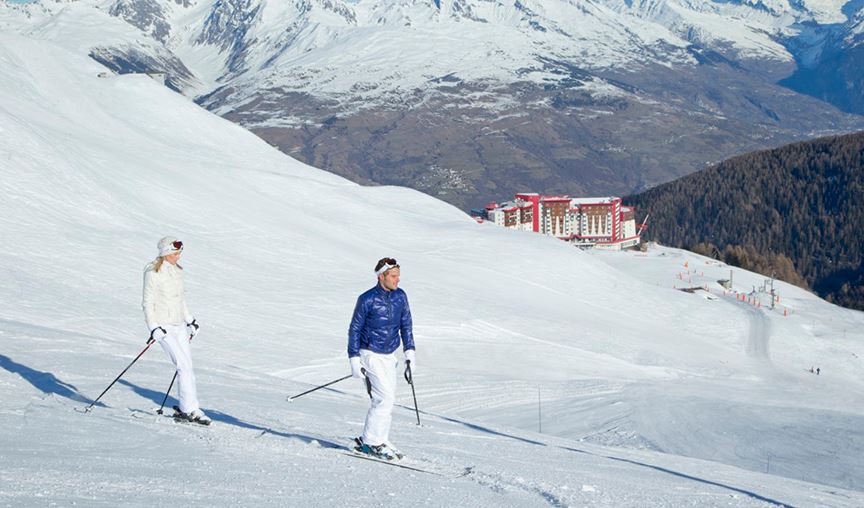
top-left (482, 194), bottom-right (647, 250)
top-left (485, 199), bottom-right (534, 232)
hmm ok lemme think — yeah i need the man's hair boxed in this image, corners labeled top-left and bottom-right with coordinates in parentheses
top-left (374, 257), bottom-right (399, 273)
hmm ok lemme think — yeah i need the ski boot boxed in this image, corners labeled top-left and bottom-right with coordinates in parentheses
top-left (172, 406), bottom-right (212, 426)
top-left (354, 437), bottom-right (397, 460)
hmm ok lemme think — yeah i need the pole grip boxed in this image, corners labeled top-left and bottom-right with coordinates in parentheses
top-left (404, 362), bottom-right (413, 385)
top-left (405, 363), bottom-right (421, 426)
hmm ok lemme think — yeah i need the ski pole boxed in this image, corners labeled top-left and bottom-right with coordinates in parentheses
top-left (404, 362), bottom-right (421, 426)
top-left (286, 374), bottom-right (352, 402)
top-left (156, 371), bottom-right (178, 414)
top-left (363, 368), bottom-right (372, 399)
top-left (83, 340), bottom-right (154, 412)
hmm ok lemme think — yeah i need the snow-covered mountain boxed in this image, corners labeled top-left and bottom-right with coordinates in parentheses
top-left (3, 26), bottom-right (864, 506)
top-left (39, 0), bottom-right (848, 97)
top-left (780, 6), bottom-right (864, 114)
top-left (3, 0), bottom-right (864, 210)
top-left (53, 0), bottom-right (858, 112)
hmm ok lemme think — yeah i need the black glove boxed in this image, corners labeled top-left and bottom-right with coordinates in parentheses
top-left (148, 326), bottom-right (167, 344)
top-left (186, 318), bottom-right (200, 340)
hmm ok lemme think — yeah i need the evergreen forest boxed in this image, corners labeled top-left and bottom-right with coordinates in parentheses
top-left (627, 131), bottom-right (864, 311)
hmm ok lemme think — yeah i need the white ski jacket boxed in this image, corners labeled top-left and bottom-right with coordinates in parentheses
top-left (142, 261), bottom-right (192, 330)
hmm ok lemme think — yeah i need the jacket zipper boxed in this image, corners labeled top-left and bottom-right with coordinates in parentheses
top-left (386, 291), bottom-right (393, 324)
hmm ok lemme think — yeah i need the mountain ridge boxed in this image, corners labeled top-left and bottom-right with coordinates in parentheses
top-left (3, 0), bottom-right (864, 209)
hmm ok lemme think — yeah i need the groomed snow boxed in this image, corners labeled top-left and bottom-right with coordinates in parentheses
top-left (2, 32), bottom-right (864, 507)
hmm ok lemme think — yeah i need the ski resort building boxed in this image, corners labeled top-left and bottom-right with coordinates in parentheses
top-left (485, 200), bottom-right (533, 232)
top-left (479, 194), bottom-right (647, 250)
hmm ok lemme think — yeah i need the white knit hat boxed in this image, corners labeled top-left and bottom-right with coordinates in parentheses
top-left (157, 236), bottom-right (183, 257)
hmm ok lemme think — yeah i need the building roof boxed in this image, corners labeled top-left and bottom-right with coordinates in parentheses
top-left (541, 195), bottom-right (571, 203)
top-left (571, 197), bottom-right (617, 205)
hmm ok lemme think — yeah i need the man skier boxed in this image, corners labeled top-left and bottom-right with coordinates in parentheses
top-left (348, 257), bottom-right (416, 460)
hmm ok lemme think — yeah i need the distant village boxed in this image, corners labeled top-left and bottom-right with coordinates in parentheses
top-left (472, 193), bottom-right (648, 251)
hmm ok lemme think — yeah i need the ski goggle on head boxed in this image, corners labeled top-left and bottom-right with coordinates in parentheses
top-left (171, 241), bottom-right (183, 250)
top-left (374, 257), bottom-right (399, 276)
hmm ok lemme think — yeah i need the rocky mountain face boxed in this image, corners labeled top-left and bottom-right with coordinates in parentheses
top-left (780, 14), bottom-right (864, 115)
top-left (5, 0), bottom-right (864, 210)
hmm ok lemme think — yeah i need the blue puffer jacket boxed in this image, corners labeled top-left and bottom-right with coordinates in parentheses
top-left (348, 284), bottom-right (415, 357)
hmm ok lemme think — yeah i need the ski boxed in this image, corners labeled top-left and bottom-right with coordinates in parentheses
top-left (343, 444), bottom-right (473, 479)
top-left (342, 450), bottom-right (448, 476)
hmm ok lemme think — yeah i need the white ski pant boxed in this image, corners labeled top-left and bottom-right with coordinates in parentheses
top-left (360, 349), bottom-right (398, 446)
top-left (158, 324), bottom-right (199, 414)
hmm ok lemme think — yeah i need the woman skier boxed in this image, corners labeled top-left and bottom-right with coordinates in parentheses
top-left (142, 236), bottom-right (210, 425)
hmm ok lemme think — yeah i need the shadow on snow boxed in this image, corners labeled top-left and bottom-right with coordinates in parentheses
top-left (412, 404), bottom-right (793, 506)
top-left (108, 377), bottom-right (790, 505)
top-left (118, 378), bottom-right (343, 450)
top-left (562, 446), bottom-right (794, 508)
top-left (0, 354), bottom-right (92, 404)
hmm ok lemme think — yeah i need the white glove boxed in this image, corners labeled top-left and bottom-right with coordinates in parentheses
top-left (350, 356), bottom-right (365, 379)
top-left (148, 326), bottom-right (167, 343)
top-left (405, 349), bottom-right (416, 374)
top-left (186, 318), bottom-right (200, 339)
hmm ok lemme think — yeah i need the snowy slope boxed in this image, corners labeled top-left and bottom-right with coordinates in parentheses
top-left (0, 0), bottom-right (201, 93)
top-left (2, 32), bottom-right (864, 506)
